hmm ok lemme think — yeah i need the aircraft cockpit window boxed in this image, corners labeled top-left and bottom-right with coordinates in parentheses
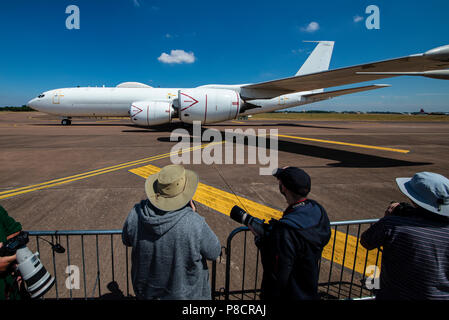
top-left (38, 94), bottom-right (45, 98)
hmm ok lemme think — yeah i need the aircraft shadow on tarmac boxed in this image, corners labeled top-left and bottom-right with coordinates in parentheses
top-left (121, 122), bottom-right (350, 134)
top-left (156, 130), bottom-right (431, 169)
top-left (215, 122), bottom-right (350, 130)
top-left (30, 122), bottom-right (430, 168)
top-left (32, 123), bottom-right (135, 127)
top-left (34, 121), bottom-right (348, 131)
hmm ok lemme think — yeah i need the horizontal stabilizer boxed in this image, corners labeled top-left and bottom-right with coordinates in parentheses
top-left (303, 84), bottom-right (390, 102)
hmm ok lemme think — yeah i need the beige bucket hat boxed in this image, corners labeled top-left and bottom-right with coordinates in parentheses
top-left (145, 164), bottom-right (199, 212)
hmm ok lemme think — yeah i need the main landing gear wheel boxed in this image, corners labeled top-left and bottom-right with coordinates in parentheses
top-left (61, 119), bottom-right (72, 126)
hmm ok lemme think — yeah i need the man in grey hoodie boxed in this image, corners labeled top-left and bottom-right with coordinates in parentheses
top-left (122, 165), bottom-right (221, 300)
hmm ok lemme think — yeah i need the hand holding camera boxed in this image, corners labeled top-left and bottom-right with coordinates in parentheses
top-left (0, 231), bottom-right (55, 299)
top-left (385, 202), bottom-right (400, 217)
top-left (0, 243), bottom-right (16, 273)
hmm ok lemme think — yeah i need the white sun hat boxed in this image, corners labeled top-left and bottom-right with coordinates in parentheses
top-left (396, 172), bottom-right (449, 217)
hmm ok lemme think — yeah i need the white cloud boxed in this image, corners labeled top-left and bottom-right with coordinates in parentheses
top-left (164, 33), bottom-right (179, 39)
top-left (353, 15), bottom-right (363, 23)
top-left (133, 0), bottom-right (140, 7)
top-left (291, 48), bottom-right (305, 55)
top-left (301, 21), bottom-right (320, 33)
top-left (157, 50), bottom-right (196, 64)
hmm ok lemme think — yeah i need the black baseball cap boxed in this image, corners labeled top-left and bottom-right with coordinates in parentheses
top-left (273, 167), bottom-right (311, 195)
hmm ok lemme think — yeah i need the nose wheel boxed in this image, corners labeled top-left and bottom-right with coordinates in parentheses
top-left (61, 119), bottom-right (72, 126)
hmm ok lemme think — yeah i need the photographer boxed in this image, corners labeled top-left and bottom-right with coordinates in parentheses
top-left (361, 172), bottom-right (449, 300)
top-left (253, 167), bottom-right (331, 300)
top-left (0, 205), bottom-right (22, 300)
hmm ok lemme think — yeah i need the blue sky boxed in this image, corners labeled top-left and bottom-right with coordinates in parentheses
top-left (0, 0), bottom-right (448, 112)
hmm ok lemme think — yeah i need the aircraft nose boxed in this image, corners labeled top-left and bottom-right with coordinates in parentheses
top-left (27, 98), bottom-right (39, 110)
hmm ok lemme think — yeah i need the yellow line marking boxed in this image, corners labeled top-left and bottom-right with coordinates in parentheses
top-left (0, 141), bottom-right (224, 200)
top-left (231, 121), bottom-right (246, 124)
top-left (129, 164), bottom-right (381, 275)
top-left (276, 134), bottom-right (410, 154)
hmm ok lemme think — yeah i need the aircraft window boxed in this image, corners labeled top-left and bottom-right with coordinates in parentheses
top-left (38, 94), bottom-right (45, 98)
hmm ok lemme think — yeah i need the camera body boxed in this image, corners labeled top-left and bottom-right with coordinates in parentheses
top-left (0, 231), bottom-right (55, 299)
top-left (390, 202), bottom-right (416, 217)
top-left (230, 205), bottom-right (271, 237)
top-left (0, 230), bottom-right (30, 257)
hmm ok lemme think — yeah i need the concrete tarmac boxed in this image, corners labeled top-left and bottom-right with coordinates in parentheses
top-left (1, 112), bottom-right (448, 299)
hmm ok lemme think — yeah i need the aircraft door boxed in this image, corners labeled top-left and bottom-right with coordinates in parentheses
top-left (52, 92), bottom-right (60, 104)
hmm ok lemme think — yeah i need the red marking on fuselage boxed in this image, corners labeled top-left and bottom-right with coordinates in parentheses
top-left (204, 94), bottom-right (207, 124)
top-left (131, 105), bottom-right (143, 118)
top-left (146, 104), bottom-right (150, 127)
top-left (180, 93), bottom-right (199, 111)
top-left (234, 92), bottom-right (240, 119)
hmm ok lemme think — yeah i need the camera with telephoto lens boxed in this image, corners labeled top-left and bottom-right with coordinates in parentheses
top-left (0, 231), bottom-right (55, 299)
top-left (230, 205), bottom-right (270, 236)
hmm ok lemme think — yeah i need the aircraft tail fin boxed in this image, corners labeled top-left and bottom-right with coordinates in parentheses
top-left (296, 41), bottom-right (334, 93)
top-left (296, 41), bottom-right (335, 76)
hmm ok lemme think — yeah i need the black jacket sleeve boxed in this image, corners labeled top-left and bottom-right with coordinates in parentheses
top-left (271, 226), bottom-right (300, 297)
top-left (360, 218), bottom-right (387, 250)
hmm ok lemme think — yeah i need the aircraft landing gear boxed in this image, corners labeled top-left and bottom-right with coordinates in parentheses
top-left (61, 119), bottom-right (72, 126)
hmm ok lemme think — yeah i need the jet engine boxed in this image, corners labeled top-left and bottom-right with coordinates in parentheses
top-left (130, 101), bottom-right (174, 126)
top-left (178, 89), bottom-right (243, 124)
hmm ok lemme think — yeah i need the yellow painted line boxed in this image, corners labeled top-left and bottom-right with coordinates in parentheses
top-left (231, 121), bottom-right (246, 124)
top-left (130, 164), bottom-right (381, 275)
top-left (130, 164), bottom-right (283, 222)
top-left (0, 141), bottom-right (224, 200)
top-left (276, 134), bottom-right (410, 154)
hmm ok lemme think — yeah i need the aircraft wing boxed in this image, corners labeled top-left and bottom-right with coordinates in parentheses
top-left (240, 44), bottom-right (449, 100)
top-left (303, 84), bottom-right (390, 102)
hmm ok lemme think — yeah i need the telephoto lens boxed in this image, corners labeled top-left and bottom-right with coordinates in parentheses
top-left (0, 231), bottom-right (55, 299)
top-left (16, 247), bottom-right (55, 299)
top-left (230, 205), bottom-right (251, 225)
top-left (230, 205), bottom-right (266, 236)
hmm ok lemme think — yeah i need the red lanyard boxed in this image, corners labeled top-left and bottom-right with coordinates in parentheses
top-left (285, 198), bottom-right (307, 214)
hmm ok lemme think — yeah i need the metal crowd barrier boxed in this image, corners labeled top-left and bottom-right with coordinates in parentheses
top-left (26, 218), bottom-right (380, 300)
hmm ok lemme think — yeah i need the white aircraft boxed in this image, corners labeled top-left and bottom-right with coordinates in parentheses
top-left (27, 42), bottom-right (449, 126)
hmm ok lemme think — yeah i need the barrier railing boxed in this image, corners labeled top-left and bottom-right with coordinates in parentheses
top-left (214, 218), bottom-right (381, 300)
top-left (28, 230), bottom-right (128, 299)
top-left (25, 218), bottom-right (380, 300)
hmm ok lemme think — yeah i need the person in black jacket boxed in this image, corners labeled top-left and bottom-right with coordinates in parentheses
top-left (253, 167), bottom-right (331, 300)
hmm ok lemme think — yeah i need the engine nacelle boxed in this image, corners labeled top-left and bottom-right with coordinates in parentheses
top-left (178, 89), bottom-right (242, 124)
top-left (130, 101), bottom-right (173, 126)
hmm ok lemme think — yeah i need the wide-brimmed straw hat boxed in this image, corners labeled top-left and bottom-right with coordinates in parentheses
top-left (396, 172), bottom-right (449, 217)
top-left (145, 164), bottom-right (199, 212)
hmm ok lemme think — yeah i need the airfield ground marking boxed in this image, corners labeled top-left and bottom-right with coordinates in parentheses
top-left (1, 130), bottom-right (383, 274)
top-left (0, 141), bottom-right (224, 200)
top-left (276, 134), bottom-right (409, 153)
top-left (129, 164), bottom-right (382, 275)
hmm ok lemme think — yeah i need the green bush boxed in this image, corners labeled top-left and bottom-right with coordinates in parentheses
top-left (0, 105), bottom-right (36, 112)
